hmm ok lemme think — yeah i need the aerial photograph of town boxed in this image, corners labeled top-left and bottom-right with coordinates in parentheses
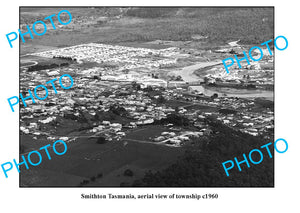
top-left (19, 7), bottom-right (274, 187)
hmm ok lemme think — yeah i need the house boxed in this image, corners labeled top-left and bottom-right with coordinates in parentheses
top-left (110, 123), bottom-right (122, 129)
top-left (102, 121), bottom-right (110, 126)
top-left (154, 136), bottom-right (165, 142)
top-left (136, 118), bottom-right (154, 125)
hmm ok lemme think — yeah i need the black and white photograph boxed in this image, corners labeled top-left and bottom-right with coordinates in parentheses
top-left (19, 7), bottom-right (275, 187)
top-left (1, 0), bottom-right (300, 212)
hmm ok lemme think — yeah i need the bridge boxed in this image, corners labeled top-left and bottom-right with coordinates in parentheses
top-left (167, 81), bottom-right (203, 88)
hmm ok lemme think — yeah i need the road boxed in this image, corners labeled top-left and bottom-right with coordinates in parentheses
top-left (21, 127), bottom-right (149, 155)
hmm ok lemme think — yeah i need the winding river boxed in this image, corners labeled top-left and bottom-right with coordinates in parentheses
top-left (171, 61), bottom-right (274, 100)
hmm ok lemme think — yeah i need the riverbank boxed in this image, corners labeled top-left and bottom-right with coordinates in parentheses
top-left (170, 61), bottom-right (273, 100)
top-left (170, 61), bottom-right (223, 82)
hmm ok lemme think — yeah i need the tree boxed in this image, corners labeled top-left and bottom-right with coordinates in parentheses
top-left (124, 169), bottom-right (134, 177)
top-left (156, 113), bottom-right (190, 126)
top-left (131, 81), bottom-right (141, 90)
top-left (157, 95), bottom-right (166, 104)
top-left (204, 77), bottom-right (209, 84)
top-left (123, 69), bottom-right (129, 74)
top-left (96, 136), bottom-right (106, 144)
top-left (229, 49), bottom-right (236, 54)
top-left (219, 108), bottom-right (237, 115)
top-left (109, 104), bottom-right (128, 116)
top-left (246, 84), bottom-right (256, 89)
top-left (211, 93), bottom-right (218, 99)
top-left (143, 86), bottom-right (153, 92)
top-left (175, 76), bottom-right (183, 81)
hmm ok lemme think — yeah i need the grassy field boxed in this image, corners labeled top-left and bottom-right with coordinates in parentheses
top-left (124, 125), bottom-right (175, 142)
top-left (20, 7), bottom-right (274, 54)
top-left (20, 137), bottom-right (184, 186)
top-left (21, 55), bottom-right (75, 67)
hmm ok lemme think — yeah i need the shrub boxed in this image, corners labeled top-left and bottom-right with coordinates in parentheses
top-left (96, 137), bottom-right (106, 144)
top-left (124, 169), bottom-right (134, 177)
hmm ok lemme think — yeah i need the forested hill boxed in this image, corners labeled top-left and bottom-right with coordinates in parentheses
top-left (124, 7), bottom-right (274, 44)
top-left (132, 119), bottom-right (274, 187)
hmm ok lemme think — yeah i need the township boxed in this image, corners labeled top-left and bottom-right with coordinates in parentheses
top-left (20, 42), bottom-right (274, 150)
top-left (19, 7), bottom-right (275, 187)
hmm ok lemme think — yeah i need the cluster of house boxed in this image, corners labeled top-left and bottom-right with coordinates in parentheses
top-left (204, 54), bottom-right (273, 85)
top-left (204, 69), bottom-right (274, 86)
top-left (19, 63), bottom-right (206, 145)
top-left (156, 87), bottom-right (274, 137)
top-left (100, 89), bottom-right (174, 122)
top-left (20, 115), bottom-right (76, 143)
top-left (31, 43), bottom-right (179, 70)
top-left (217, 111), bottom-right (274, 137)
top-left (100, 73), bottom-right (169, 88)
top-left (19, 74), bottom-right (273, 146)
top-left (153, 131), bottom-right (204, 147)
top-left (20, 41), bottom-right (274, 146)
top-left (19, 64), bottom-right (167, 142)
top-left (89, 121), bottom-right (126, 141)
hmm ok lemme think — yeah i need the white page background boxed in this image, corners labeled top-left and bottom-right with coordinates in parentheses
top-left (0, 0), bottom-right (299, 212)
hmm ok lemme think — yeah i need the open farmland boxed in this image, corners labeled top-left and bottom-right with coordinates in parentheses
top-left (20, 7), bottom-right (273, 54)
top-left (20, 137), bottom-right (184, 186)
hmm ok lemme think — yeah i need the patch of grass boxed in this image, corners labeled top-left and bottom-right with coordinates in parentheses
top-left (20, 136), bottom-right (184, 186)
top-left (124, 125), bottom-right (171, 141)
